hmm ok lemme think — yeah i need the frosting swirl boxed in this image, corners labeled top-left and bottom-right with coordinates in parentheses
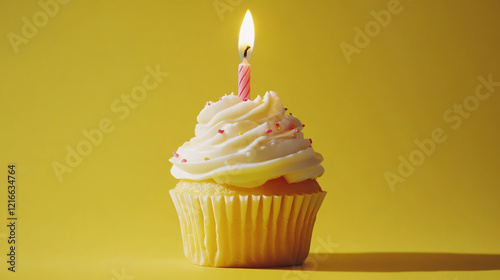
top-left (170, 91), bottom-right (324, 188)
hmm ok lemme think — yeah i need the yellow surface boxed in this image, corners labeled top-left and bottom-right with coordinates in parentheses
top-left (1, 0), bottom-right (499, 279)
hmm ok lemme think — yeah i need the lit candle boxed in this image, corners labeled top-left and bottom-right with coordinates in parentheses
top-left (238, 10), bottom-right (255, 101)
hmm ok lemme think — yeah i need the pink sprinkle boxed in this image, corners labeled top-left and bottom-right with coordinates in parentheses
top-left (173, 152), bottom-right (179, 158)
top-left (243, 98), bottom-right (249, 101)
top-left (206, 102), bottom-right (211, 106)
top-left (218, 129), bottom-right (225, 134)
top-left (295, 129), bottom-right (300, 133)
top-left (220, 97), bottom-right (222, 100)
top-left (309, 139), bottom-right (313, 144)
top-left (181, 159), bottom-right (187, 163)
top-left (284, 108), bottom-right (288, 111)
top-left (302, 124), bottom-right (305, 127)
top-left (276, 123), bottom-right (280, 127)
top-left (265, 129), bottom-right (273, 134)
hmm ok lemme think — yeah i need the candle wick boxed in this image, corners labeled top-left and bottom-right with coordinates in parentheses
top-left (243, 45), bottom-right (251, 58)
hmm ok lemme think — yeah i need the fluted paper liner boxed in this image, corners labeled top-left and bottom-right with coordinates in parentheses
top-left (170, 190), bottom-right (327, 267)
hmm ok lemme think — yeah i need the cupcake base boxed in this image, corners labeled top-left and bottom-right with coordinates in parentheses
top-left (170, 189), bottom-right (326, 267)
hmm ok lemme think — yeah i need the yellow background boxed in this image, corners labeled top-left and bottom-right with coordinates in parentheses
top-left (1, 0), bottom-right (500, 279)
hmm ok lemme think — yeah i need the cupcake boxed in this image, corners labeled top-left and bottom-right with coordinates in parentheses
top-left (169, 91), bottom-right (325, 267)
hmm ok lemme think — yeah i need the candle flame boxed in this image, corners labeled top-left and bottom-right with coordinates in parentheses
top-left (238, 10), bottom-right (254, 61)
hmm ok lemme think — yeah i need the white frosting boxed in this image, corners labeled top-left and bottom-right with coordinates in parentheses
top-left (170, 91), bottom-right (324, 187)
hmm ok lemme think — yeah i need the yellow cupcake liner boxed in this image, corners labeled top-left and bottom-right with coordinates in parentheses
top-left (169, 190), bottom-right (327, 267)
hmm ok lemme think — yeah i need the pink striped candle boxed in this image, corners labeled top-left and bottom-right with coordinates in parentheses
top-left (238, 10), bottom-right (254, 101)
top-left (238, 46), bottom-right (251, 100)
